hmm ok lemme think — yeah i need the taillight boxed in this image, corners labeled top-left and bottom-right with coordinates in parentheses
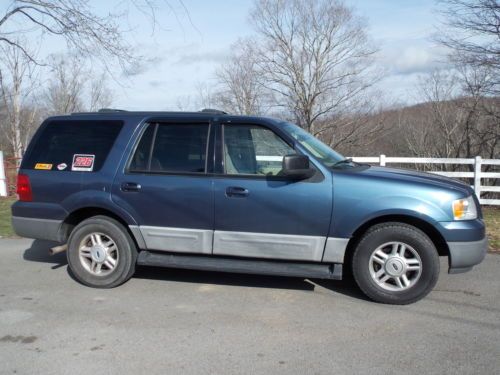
top-left (17, 174), bottom-right (33, 202)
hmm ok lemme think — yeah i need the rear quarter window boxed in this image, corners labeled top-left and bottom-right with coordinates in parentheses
top-left (22, 120), bottom-right (123, 172)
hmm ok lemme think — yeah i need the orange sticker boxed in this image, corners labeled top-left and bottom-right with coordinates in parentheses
top-left (34, 163), bottom-right (53, 170)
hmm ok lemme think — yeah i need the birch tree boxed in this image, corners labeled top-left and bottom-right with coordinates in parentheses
top-left (0, 42), bottom-right (39, 159)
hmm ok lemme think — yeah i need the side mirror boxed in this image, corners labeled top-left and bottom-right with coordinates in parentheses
top-left (282, 154), bottom-right (315, 180)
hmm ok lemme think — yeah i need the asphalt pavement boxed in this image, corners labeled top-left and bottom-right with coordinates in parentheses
top-left (0, 238), bottom-right (499, 375)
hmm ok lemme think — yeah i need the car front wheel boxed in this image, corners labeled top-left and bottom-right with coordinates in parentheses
top-left (352, 223), bottom-right (440, 304)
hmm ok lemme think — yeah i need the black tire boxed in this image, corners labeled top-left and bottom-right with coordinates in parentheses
top-left (67, 215), bottom-right (138, 288)
top-left (352, 222), bottom-right (439, 305)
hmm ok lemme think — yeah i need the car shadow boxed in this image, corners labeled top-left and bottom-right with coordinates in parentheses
top-left (22, 239), bottom-right (367, 300)
top-left (23, 239), bottom-right (67, 269)
top-left (133, 266), bottom-right (368, 300)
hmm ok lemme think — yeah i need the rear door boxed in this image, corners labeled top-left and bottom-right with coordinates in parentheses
top-left (212, 122), bottom-right (333, 261)
top-left (112, 120), bottom-right (214, 254)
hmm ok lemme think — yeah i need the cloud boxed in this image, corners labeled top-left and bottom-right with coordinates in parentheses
top-left (380, 42), bottom-right (449, 76)
top-left (393, 47), bottom-right (438, 75)
top-left (148, 80), bottom-right (164, 88)
top-left (173, 50), bottom-right (229, 66)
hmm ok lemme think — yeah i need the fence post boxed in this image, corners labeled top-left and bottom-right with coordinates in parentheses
top-left (380, 154), bottom-right (386, 167)
top-left (0, 151), bottom-right (6, 197)
top-left (474, 156), bottom-right (482, 200)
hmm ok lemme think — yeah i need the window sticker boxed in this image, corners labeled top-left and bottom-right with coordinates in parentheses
top-left (57, 163), bottom-right (68, 171)
top-left (72, 154), bottom-right (95, 171)
top-left (34, 163), bottom-right (53, 170)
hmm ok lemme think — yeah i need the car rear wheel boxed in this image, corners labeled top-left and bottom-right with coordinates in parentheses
top-left (67, 216), bottom-right (137, 288)
top-left (352, 223), bottom-right (439, 304)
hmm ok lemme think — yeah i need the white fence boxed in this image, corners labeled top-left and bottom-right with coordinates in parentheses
top-left (351, 155), bottom-right (500, 206)
top-left (0, 151), bottom-right (6, 197)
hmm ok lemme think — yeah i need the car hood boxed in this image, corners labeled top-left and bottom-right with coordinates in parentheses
top-left (353, 166), bottom-right (473, 196)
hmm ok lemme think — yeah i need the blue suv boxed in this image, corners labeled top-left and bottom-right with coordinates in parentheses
top-left (12, 110), bottom-right (487, 304)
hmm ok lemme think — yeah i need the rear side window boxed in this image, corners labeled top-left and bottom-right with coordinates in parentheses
top-left (129, 123), bottom-right (209, 174)
top-left (22, 120), bottom-right (123, 172)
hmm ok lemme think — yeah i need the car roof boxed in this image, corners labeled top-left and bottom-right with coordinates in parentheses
top-left (45, 109), bottom-right (284, 126)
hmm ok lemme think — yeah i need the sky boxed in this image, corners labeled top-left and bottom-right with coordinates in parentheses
top-left (15, 0), bottom-right (450, 110)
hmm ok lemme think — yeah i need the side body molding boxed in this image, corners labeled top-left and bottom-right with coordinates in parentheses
top-left (129, 225), bottom-right (350, 263)
top-left (213, 230), bottom-right (326, 261)
top-left (132, 226), bottom-right (213, 254)
top-left (322, 237), bottom-right (350, 263)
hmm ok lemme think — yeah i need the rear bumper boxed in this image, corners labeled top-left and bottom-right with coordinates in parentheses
top-left (447, 237), bottom-right (488, 274)
top-left (12, 216), bottom-right (63, 242)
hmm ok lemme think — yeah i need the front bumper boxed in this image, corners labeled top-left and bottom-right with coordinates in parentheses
top-left (447, 237), bottom-right (488, 274)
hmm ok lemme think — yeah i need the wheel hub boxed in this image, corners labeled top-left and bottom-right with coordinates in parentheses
top-left (368, 241), bottom-right (423, 292)
top-left (78, 232), bottom-right (119, 277)
top-left (384, 257), bottom-right (406, 277)
top-left (90, 244), bottom-right (107, 263)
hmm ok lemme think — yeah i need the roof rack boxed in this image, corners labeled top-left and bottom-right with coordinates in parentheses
top-left (97, 108), bottom-right (128, 113)
top-left (199, 108), bottom-right (227, 114)
top-left (69, 108), bottom-right (229, 116)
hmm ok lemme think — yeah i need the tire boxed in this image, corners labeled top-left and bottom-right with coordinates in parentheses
top-left (67, 215), bottom-right (138, 288)
top-left (352, 222), bottom-right (439, 305)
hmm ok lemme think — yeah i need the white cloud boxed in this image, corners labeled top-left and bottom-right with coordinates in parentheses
top-left (394, 46), bottom-right (435, 74)
top-left (173, 50), bottom-right (229, 66)
top-left (378, 41), bottom-right (449, 76)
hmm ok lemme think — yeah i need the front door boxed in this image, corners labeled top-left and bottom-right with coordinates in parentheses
top-left (213, 122), bottom-right (333, 261)
top-left (112, 120), bottom-right (214, 254)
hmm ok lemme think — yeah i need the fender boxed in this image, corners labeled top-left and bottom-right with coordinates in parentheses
top-left (331, 195), bottom-right (453, 239)
top-left (61, 189), bottom-right (138, 225)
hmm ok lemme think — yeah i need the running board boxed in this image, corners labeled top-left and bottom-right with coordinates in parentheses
top-left (137, 251), bottom-right (342, 280)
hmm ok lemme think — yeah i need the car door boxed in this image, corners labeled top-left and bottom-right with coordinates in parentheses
top-left (112, 119), bottom-right (214, 254)
top-left (213, 121), bottom-right (333, 261)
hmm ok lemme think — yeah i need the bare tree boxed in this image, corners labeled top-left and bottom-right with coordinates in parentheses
top-left (89, 72), bottom-right (112, 111)
top-left (318, 94), bottom-right (385, 155)
top-left (437, 0), bottom-right (500, 94)
top-left (0, 0), bottom-right (183, 70)
top-left (399, 67), bottom-right (499, 163)
top-left (401, 71), bottom-right (462, 159)
top-left (175, 95), bottom-right (195, 111)
top-left (0, 41), bottom-right (40, 159)
top-left (194, 82), bottom-right (218, 110)
top-left (250, 0), bottom-right (379, 135)
top-left (215, 39), bottom-right (268, 115)
top-left (43, 54), bottom-right (112, 116)
top-left (43, 54), bottom-right (85, 115)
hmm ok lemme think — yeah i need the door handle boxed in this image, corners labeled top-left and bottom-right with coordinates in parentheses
top-left (226, 186), bottom-right (249, 198)
top-left (121, 182), bottom-right (141, 192)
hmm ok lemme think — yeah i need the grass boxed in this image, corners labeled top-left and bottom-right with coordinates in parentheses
top-left (0, 197), bottom-right (499, 252)
top-left (483, 207), bottom-right (500, 253)
top-left (0, 198), bottom-right (16, 238)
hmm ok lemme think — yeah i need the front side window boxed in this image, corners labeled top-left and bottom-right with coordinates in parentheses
top-left (130, 123), bottom-right (209, 173)
top-left (223, 125), bottom-right (295, 176)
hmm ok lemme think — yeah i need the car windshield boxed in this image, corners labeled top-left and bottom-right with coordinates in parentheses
top-left (280, 122), bottom-right (346, 168)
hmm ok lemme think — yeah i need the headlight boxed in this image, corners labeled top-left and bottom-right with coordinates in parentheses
top-left (452, 196), bottom-right (477, 220)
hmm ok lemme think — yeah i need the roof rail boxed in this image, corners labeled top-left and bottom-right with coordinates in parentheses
top-left (199, 108), bottom-right (228, 115)
top-left (69, 108), bottom-right (229, 116)
top-left (98, 108), bottom-right (128, 113)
